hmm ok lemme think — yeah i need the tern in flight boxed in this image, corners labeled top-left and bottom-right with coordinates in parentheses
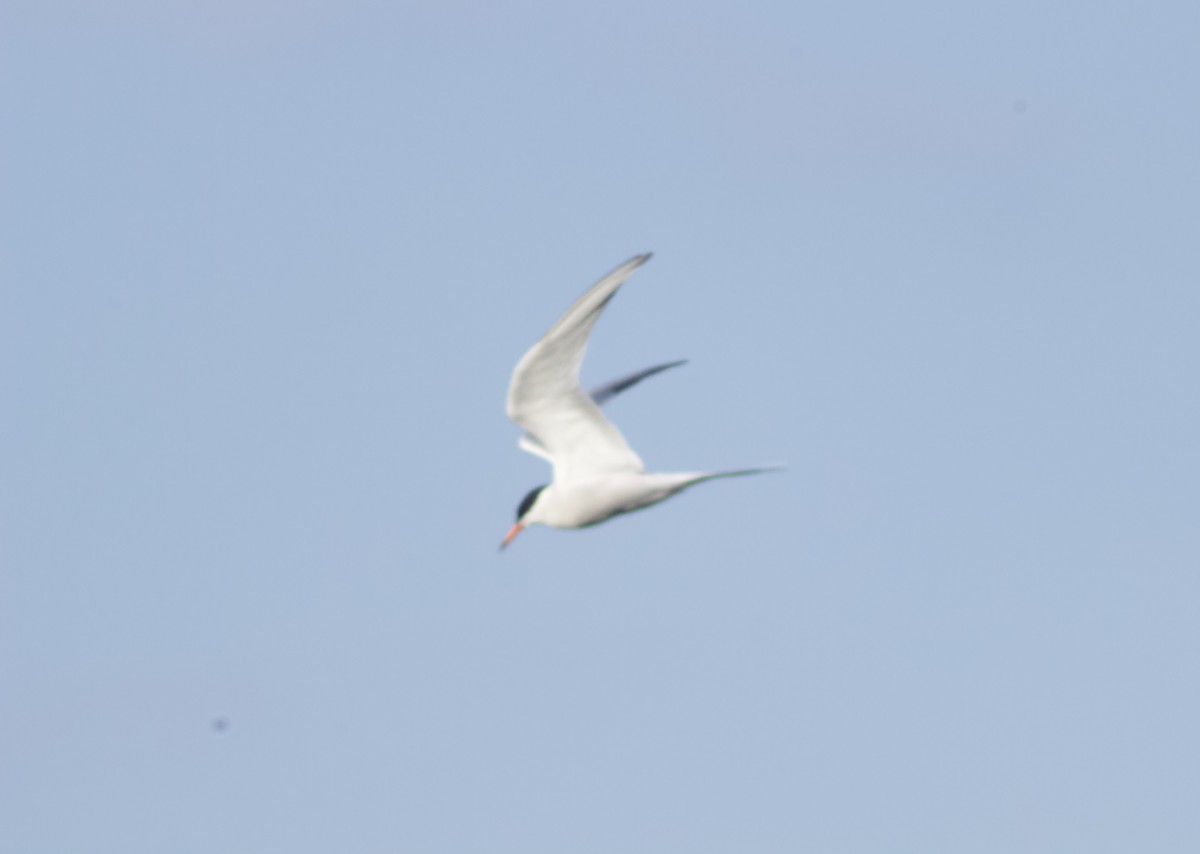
top-left (500, 253), bottom-right (776, 550)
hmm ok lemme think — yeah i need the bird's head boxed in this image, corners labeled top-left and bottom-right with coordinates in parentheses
top-left (500, 484), bottom-right (547, 550)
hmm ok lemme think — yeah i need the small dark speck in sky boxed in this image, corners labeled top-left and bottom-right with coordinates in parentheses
top-left (1013, 99), bottom-right (1028, 114)
top-left (211, 717), bottom-right (230, 733)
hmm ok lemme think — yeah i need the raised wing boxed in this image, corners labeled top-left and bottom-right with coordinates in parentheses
top-left (506, 254), bottom-right (652, 483)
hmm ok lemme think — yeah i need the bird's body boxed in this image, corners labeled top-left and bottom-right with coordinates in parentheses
top-left (501, 254), bottom-right (775, 549)
top-left (524, 473), bottom-right (698, 529)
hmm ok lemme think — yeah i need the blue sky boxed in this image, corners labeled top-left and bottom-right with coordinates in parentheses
top-left (3, 1), bottom-right (1199, 851)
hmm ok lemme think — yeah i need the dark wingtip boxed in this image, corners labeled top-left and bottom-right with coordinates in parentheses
top-left (589, 359), bottom-right (690, 406)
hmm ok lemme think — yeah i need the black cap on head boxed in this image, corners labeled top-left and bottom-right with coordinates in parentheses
top-left (516, 484), bottom-right (547, 522)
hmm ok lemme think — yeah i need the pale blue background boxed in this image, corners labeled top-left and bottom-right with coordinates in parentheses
top-left (3, 1), bottom-right (1198, 851)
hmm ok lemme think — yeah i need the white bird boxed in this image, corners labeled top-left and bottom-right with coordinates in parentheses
top-left (500, 253), bottom-right (777, 549)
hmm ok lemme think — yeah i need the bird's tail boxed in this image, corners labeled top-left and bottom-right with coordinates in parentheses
top-left (682, 466), bottom-right (784, 488)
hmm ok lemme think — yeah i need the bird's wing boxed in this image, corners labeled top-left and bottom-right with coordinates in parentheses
top-left (515, 359), bottom-right (686, 461)
top-left (516, 433), bottom-right (554, 462)
top-left (589, 360), bottom-right (687, 406)
top-left (506, 254), bottom-right (651, 483)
